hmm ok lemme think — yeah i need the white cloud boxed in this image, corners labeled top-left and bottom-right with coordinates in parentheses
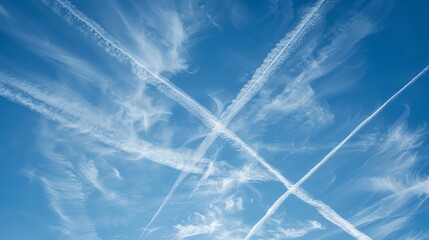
top-left (351, 116), bottom-right (427, 234)
top-left (264, 219), bottom-right (324, 239)
top-left (172, 197), bottom-right (249, 240)
top-left (101, 1), bottom-right (206, 75)
top-left (111, 167), bottom-right (123, 181)
top-left (175, 220), bottom-right (221, 239)
top-left (193, 162), bottom-right (276, 197)
top-left (224, 197), bottom-right (243, 212)
top-left (372, 217), bottom-right (410, 239)
top-left (78, 159), bottom-right (127, 204)
top-left (28, 148), bottom-right (101, 240)
top-left (256, 78), bottom-right (333, 126)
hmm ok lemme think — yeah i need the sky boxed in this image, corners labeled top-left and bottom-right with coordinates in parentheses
top-left (1, 0), bottom-right (429, 239)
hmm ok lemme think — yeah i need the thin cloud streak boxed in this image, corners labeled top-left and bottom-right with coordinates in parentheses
top-left (140, 0), bottom-right (329, 235)
top-left (263, 219), bottom-right (324, 239)
top-left (42, 1), bottom-right (371, 239)
top-left (244, 65), bottom-right (429, 240)
top-left (0, 74), bottom-right (206, 173)
top-left (40, 171), bottom-right (101, 240)
top-left (347, 117), bottom-right (427, 237)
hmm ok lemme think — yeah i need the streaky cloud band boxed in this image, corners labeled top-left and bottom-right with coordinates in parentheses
top-left (0, 74), bottom-right (205, 174)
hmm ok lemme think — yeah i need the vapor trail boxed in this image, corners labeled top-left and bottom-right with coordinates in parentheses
top-left (139, 133), bottom-right (218, 238)
top-left (44, 0), bottom-right (217, 129)
top-left (0, 75), bottom-right (205, 174)
top-left (43, 1), bottom-right (370, 239)
top-left (219, 0), bottom-right (327, 125)
top-left (244, 64), bottom-right (429, 240)
top-left (140, 0), bottom-right (328, 236)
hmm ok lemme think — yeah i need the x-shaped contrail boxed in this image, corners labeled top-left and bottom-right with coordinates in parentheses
top-left (140, 0), bottom-right (329, 237)
top-left (39, 0), bottom-right (372, 239)
top-left (244, 64), bottom-right (429, 239)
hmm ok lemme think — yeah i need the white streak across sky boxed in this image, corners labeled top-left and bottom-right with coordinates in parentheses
top-left (41, 0), bottom-right (371, 239)
top-left (140, 0), bottom-right (329, 236)
top-left (244, 65), bottom-right (429, 240)
top-left (0, 74), bottom-right (206, 174)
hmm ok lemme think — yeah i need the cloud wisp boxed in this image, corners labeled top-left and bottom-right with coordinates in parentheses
top-left (244, 65), bottom-right (429, 240)
top-left (140, 0), bottom-right (330, 236)
top-left (41, 1), bottom-right (371, 239)
top-left (39, 165), bottom-right (101, 240)
top-left (343, 115), bottom-right (428, 239)
top-left (247, 13), bottom-right (376, 130)
top-left (0, 73), bottom-right (207, 173)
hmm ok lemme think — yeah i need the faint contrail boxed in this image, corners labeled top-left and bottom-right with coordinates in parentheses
top-left (0, 75), bottom-right (205, 174)
top-left (43, 1), bottom-right (370, 239)
top-left (244, 64), bottom-right (429, 240)
top-left (140, 0), bottom-right (328, 236)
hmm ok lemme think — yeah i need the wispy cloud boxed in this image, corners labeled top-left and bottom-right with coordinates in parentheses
top-left (261, 218), bottom-right (324, 239)
top-left (175, 216), bottom-right (220, 239)
top-left (372, 217), bottom-right (410, 239)
top-left (0, 73), bottom-right (208, 173)
top-left (100, 1), bottom-right (199, 75)
top-left (347, 115), bottom-right (428, 238)
top-left (27, 140), bottom-right (101, 240)
top-left (172, 194), bottom-right (249, 240)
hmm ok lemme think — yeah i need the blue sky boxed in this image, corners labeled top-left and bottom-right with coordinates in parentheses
top-left (1, 0), bottom-right (429, 239)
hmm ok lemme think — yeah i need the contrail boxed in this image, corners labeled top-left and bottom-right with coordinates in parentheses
top-left (244, 64), bottom-right (429, 240)
top-left (44, 0), bottom-right (217, 129)
top-left (139, 133), bottom-right (218, 237)
top-left (140, 0), bottom-right (328, 236)
top-left (219, 0), bottom-right (327, 125)
top-left (0, 75), bottom-right (206, 174)
top-left (220, 128), bottom-right (372, 240)
top-left (43, 1), bottom-right (370, 239)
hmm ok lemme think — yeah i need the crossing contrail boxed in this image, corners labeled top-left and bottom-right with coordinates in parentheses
top-left (43, 1), bottom-right (370, 239)
top-left (140, 0), bottom-right (329, 236)
top-left (244, 64), bottom-right (429, 240)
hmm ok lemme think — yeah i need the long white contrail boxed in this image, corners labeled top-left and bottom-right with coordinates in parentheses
top-left (244, 64), bottom-right (429, 240)
top-left (0, 75), bottom-right (205, 174)
top-left (219, 0), bottom-right (327, 125)
top-left (43, 1), bottom-right (370, 239)
top-left (140, 0), bottom-right (328, 236)
top-left (44, 0), bottom-right (217, 129)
